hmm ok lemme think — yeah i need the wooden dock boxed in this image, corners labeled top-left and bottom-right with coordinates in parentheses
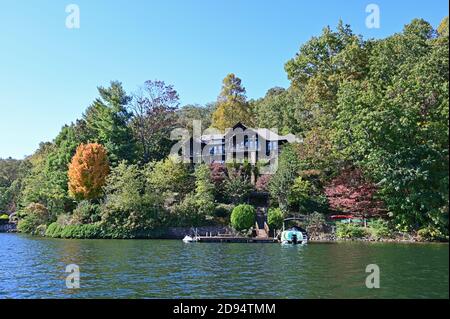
top-left (197, 236), bottom-right (277, 243)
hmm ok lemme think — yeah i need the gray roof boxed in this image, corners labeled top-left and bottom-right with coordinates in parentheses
top-left (200, 127), bottom-right (301, 143)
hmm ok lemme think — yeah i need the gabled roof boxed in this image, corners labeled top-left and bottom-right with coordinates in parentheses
top-left (201, 122), bottom-right (302, 143)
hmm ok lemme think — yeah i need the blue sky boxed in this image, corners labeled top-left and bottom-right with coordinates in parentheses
top-left (0, 0), bottom-right (448, 159)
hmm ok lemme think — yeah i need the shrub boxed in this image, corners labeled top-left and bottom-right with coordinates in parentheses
top-left (17, 215), bottom-right (41, 234)
top-left (45, 222), bottom-right (163, 239)
top-left (224, 174), bottom-right (254, 204)
top-left (230, 204), bottom-right (256, 231)
top-left (367, 218), bottom-right (391, 239)
top-left (47, 223), bottom-right (103, 239)
top-left (56, 213), bottom-right (72, 227)
top-left (61, 224), bottom-right (103, 239)
top-left (336, 222), bottom-right (367, 239)
top-left (17, 203), bottom-right (53, 234)
top-left (417, 226), bottom-right (448, 241)
top-left (172, 193), bottom-right (212, 227)
top-left (305, 212), bottom-right (327, 235)
top-left (0, 214), bottom-right (9, 220)
top-left (71, 200), bottom-right (101, 225)
top-left (101, 162), bottom-right (162, 232)
top-left (214, 203), bottom-right (234, 218)
top-left (267, 208), bottom-right (284, 230)
top-left (45, 222), bottom-right (64, 238)
top-left (145, 156), bottom-right (192, 196)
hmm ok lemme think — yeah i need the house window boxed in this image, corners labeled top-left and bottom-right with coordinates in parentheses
top-left (272, 141), bottom-right (278, 150)
top-left (210, 145), bottom-right (223, 155)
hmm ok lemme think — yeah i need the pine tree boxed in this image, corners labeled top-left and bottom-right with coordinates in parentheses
top-left (211, 74), bottom-right (253, 131)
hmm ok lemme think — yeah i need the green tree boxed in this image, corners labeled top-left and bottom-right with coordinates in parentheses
top-left (101, 161), bottom-right (162, 234)
top-left (193, 164), bottom-right (215, 204)
top-left (177, 103), bottom-right (216, 133)
top-left (285, 20), bottom-right (368, 113)
top-left (333, 19), bottom-right (448, 233)
top-left (0, 158), bottom-right (31, 213)
top-left (224, 172), bottom-right (254, 205)
top-left (267, 208), bottom-right (284, 230)
top-left (437, 16), bottom-right (448, 37)
top-left (145, 156), bottom-right (192, 197)
top-left (268, 144), bottom-right (301, 211)
top-left (17, 203), bottom-right (53, 235)
top-left (83, 81), bottom-right (136, 164)
top-left (172, 164), bottom-right (215, 226)
top-left (21, 139), bottom-right (75, 214)
top-left (253, 87), bottom-right (304, 135)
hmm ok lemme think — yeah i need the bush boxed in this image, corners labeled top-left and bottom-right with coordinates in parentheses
top-left (224, 174), bottom-right (254, 205)
top-left (45, 222), bottom-right (64, 238)
top-left (17, 203), bottom-right (53, 234)
top-left (46, 223), bottom-right (103, 239)
top-left (56, 213), bottom-right (72, 227)
top-left (71, 201), bottom-right (101, 224)
top-left (267, 208), bottom-right (284, 230)
top-left (367, 219), bottom-right (391, 239)
top-left (0, 214), bottom-right (9, 220)
top-left (230, 204), bottom-right (256, 231)
top-left (213, 203), bottom-right (234, 218)
top-left (417, 226), bottom-right (448, 241)
top-left (172, 193), bottom-right (212, 227)
top-left (100, 162), bottom-right (163, 232)
top-left (305, 212), bottom-right (327, 235)
top-left (336, 222), bottom-right (367, 239)
top-left (17, 215), bottom-right (41, 235)
top-left (61, 224), bottom-right (103, 239)
top-left (45, 222), bottom-right (164, 239)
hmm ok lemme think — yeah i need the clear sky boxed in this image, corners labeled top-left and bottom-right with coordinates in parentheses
top-left (0, 0), bottom-right (448, 159)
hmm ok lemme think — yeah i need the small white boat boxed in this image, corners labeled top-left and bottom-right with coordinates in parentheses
top-left (280, 216), bottom-right (308, 245)
top-left (182, 235), bottom-right (199, 243)
top-left (280, 227), bottom-right (308, 245)
top-left (182, 229), bottom-right (200, 243)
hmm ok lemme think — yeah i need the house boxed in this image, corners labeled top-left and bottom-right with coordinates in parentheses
top-left (185, 122), bottom-right (301, 170)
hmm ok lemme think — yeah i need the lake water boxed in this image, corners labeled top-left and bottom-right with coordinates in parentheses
top-left (0, 233), bottom-right (448, 299)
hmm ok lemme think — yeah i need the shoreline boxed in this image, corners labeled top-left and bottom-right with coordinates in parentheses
top-left (1, 230), bottom-right (447, 244)
top-left (1, 221), bottom-right (448, 243)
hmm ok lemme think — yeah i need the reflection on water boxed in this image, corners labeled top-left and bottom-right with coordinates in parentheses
top-left (0, 233), bottom-right (448, 298)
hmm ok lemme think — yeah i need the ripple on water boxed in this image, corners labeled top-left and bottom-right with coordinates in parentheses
top-left (0, 234), bottom-right (448, 298)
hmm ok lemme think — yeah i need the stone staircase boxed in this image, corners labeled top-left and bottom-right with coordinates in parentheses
top-left (256, 228), bottom-right (268, 238)
top-left (255, 207), bottom-right (269, 239)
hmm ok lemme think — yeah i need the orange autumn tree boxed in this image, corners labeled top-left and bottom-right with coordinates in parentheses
top-left (68, 143), bottom-right (110, 200)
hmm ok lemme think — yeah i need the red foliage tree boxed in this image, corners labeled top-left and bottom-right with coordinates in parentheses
top-left (324, 168), bottom-right (384, 218)
top-left (210, 163), bottom-right (227, 187)
top-left (255, 174), bottom-right (271, 192)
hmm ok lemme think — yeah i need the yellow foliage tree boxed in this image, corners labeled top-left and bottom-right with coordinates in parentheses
top-left (68, 143), bottom-right (110, 200)
top-left (211, 73), bottom-right (253, 131)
